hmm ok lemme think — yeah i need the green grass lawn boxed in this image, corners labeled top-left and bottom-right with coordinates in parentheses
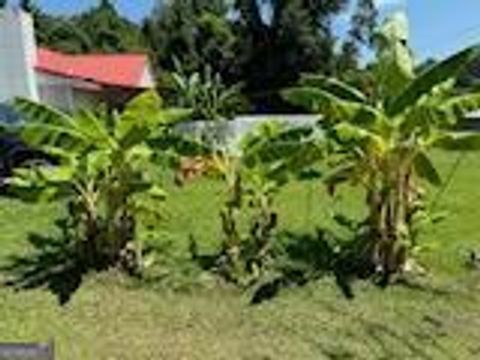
top-left (1, 151), bottom-right (480, 359)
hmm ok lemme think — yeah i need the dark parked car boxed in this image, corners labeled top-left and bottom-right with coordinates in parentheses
top-left (0, 104), bottom-right (54, 189)
top-left (0, 134), bottom-right (52, 187)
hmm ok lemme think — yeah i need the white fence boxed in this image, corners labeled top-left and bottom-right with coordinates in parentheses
top-left (176, 114), bottom-right (322, 150)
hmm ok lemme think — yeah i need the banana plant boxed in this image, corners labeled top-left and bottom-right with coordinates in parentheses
top-left (8, 91), bottom-right (190, 273)
top-left (170, 58), bottom-right (245, 121)
top-left (283, 13), bottom-right (480, 283)
top-left (204, 122), bottom-right (325, 285)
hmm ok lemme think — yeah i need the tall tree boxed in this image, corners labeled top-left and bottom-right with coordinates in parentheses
top-left (32, 0), bottom-right (144, 54)
top-left (143, 0), bottom-right (372, 111)
top-left (143, 0), bottom-right (234, 75)
top-left (74, 0), bottom-right (144, 53)
top-left (232, 0), bottom-right (349, 111)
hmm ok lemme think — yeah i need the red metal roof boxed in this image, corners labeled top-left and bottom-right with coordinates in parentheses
top-left (36, 48), bottom-right (151, 89)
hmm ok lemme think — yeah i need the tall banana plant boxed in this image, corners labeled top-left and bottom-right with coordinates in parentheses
top-left (8, 91), bottom-right (190, 272)
top-left (284, 13), bottom-right (480, 283)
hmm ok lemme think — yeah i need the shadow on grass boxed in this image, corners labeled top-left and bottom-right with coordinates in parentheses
top-left (188, 227), bottom-right (369, 304)
top-left (1, 218), bottom-right (93, 305)
top-left (249, 228), bottom-right (377, 304)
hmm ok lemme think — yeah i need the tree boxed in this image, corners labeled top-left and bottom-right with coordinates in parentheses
top-left (0, 0), bottom-right (7, 9)
top-left (284, 13), bottom-right (480, 284)
top-left (31, 0), bottom-right (144, 54)
top-left (143, 0), bottom-right (371, 112)
top-left (73, 0), bottom-right (144, 53)
top-left (143, 0), bottom-right (234, 75)
top-left (232, 0), bottom-right (350, 111)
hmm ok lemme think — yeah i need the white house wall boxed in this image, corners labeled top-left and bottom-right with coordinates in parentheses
top-left (0, 9), bottom-right (38, 103)
top-left (37, 72), bottom-right (99, 111)
top-left (37, 72), bottom-right (75, 111)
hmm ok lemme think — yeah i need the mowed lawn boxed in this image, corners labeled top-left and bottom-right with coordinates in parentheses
top-left (1, 151), bottom-right (480, 359)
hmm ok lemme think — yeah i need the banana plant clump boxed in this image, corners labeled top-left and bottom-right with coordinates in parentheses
top-left (207, 122), bottom-right (324, 286)
top-left (9, 92), bottom-right (190, 274)
top-left (284, 13), bottom-right (480, 284)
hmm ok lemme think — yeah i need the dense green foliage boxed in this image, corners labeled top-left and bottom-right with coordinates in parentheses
top-left (232, 0), bottom-right (343, 108)
top-left (143, 0), bottom-right (377, 111)
top-left (143, 0), bottom-right (233, 75)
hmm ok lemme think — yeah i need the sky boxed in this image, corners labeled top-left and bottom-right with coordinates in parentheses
top-left (375, 0), bottom-right (480, 61)
top-left (11, 0), bottom-right (480, 62)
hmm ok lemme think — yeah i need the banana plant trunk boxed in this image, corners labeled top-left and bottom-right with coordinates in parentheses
top-left (370, 165), bottom-right (411, 285)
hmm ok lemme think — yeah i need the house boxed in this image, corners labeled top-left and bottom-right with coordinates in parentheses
top-left (0, 8), bottom-right (154, 113)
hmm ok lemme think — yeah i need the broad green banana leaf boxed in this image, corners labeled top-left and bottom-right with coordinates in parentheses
top-left (299, 74), bottom-right (367, 103)
top-left (387, 45), bottom-right (480, 117)
top-left (432, 132), bottom-right (480, 151)
top-left (414, 151), bottom-right (442, 186)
